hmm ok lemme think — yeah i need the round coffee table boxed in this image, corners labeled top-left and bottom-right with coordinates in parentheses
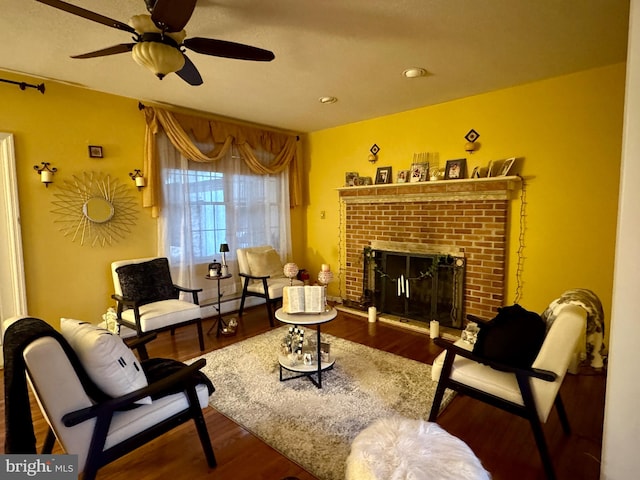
top-left (275, 307), bottom-right (337, 388)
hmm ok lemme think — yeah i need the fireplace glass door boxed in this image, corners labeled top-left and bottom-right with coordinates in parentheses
top-left (372, 250), bottom-right (464, 328)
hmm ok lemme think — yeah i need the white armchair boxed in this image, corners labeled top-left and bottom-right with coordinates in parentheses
top-left (429, 304), bottom-right (586, 480)
top-left (3, 316), bottom-right (216, 480)
top-left (111, 257), bottom-right (205, 354)
top-left (236, 245), bottom-right (303, 326)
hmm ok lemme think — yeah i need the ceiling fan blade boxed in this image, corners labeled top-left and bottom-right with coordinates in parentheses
top-left (175, 54), bottom-right (203, 86)
top-left (36, 0), bottom-right (135, 34)
top-left (150, 0), bottom-right (197, 33)
top-left (184, 37), bottom-right (275, 62)
top-left (71, 44), bottom-right (135, 59)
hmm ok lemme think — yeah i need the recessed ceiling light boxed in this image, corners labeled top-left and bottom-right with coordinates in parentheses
top-left (402, 67), bottom-right (428, 78)
top-left (319, 96), bottom-right (338, 104)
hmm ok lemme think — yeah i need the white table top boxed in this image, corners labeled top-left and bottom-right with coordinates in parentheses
top-left (275, 307), bottom-right (337, 325)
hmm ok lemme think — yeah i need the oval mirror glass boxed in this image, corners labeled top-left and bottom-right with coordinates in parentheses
top-left (83, 197), bottom-right (114, 223)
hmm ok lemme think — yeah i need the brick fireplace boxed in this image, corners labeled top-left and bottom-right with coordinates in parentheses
top-left (338, 177), bottom-right (520, 323)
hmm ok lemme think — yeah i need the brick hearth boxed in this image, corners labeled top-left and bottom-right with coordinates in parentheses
top-left (338, 177), bottom-right (521, 322)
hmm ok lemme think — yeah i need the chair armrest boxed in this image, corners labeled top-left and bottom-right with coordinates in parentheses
top-left (124, 333), bottom-right (157, 350)
top-left (239, 272), bottom-right (271, 280)
top-left (434, 337), bottom-right (557, 382)
top-left (174, 285), bottom-right (203, 294)
top-left (61, 358), bottom-right (208, 427)
top-left (466, 313), bottom-right (491, 325)
top-left (111, 294), bottom-right (139, 309)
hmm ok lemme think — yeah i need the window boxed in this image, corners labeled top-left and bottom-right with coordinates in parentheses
top-left (158, 133), bottom-right (291, 272)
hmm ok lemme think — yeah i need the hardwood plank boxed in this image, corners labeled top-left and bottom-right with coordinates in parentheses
top-left (1, 306), bottom-right (605, 479)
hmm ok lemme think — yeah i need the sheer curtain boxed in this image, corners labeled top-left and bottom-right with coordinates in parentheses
top-left (156, 132), bottom-right (292, 302)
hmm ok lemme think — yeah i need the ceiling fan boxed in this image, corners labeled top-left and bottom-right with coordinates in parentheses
top-left (36, 0), bottom-right (275, 86)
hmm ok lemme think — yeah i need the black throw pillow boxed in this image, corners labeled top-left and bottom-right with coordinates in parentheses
top-left (472, 304), bottom-right (546, 369)
top-left (116, 258), bottom-right (178, 305)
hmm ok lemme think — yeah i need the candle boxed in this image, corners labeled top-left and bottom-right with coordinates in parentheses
top-left (135, 176), bottom-right (146, 187)
top-left (368, 306), bottom-right (377, 323)
top-left (321, 263), bottom-right (330, 272)
top-left (41, 170), bottom-right (53, 183)
top-left (430, 320), bottom-right (440, 338)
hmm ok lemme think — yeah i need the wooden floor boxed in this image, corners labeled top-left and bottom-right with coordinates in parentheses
top-left (1, 306), bottom-right (606, 479)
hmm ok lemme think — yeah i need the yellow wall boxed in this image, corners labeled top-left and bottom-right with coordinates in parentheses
top-left (1, 71), bottom-right (156, 328)
top-left (304, 63), bottom-right (625, 337)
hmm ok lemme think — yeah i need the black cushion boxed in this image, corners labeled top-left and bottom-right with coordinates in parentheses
top-left (472, 304), bottom-right (546, 369)
top-left (116, 258), bottom-right (178, 305)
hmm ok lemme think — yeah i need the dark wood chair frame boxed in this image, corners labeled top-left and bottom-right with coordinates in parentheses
top-left (32, 335), bottom-right (216, 480)
top-left (112, 283), bottom-right (205, 358)
top-left (238, 272), bottom-right (279, 327)
top-left (428, 336), bottom-right (571, 480)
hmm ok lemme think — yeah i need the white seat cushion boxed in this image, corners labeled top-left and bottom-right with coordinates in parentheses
top-left (246, 277), bottom-right (303, 299)
top-left (121, 299), bottom-right (201, 332)
top-left (104, 382), bottom-right (210, 449)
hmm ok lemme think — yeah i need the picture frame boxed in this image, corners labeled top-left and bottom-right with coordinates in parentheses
top-left (410, 162), bottom-right (428, 182)
top-left (499, 157), bottom-right (516, 176)
top-left (396, 169), bottom-right (410, 183)
top-left (375, 166), bottom-right (392, 184)
top-left (88, 145), bottom-right (103, 158)
top-left (471, 166), bottom-right (481, 178)
top-left (345, 171), bottom-right (359, 187)
top-left (444, 158), bottom-right (467, 180)
top-left (354, 176), bottom-right (373, 186)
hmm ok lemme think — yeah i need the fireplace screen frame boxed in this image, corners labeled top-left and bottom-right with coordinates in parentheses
top-left (366, 249), bottom-right (465, 328)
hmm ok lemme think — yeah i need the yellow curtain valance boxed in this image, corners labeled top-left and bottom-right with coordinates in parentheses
top-left (141, 105), bottom-right (302, 217)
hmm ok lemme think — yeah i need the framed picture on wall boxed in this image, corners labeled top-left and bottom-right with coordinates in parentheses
top-left (375, 166), bottom-right (392, 184)
top-left (88, 145), bottom-right (103, 158)
top-left (444, 159), bottom-right (467, 179)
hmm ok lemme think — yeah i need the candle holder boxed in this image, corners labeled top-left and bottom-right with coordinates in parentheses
top-left (317, 270), bottom-right (334, 310)
top-left (33, 162), bottom-right (57, 187)
top-left (129, 169), bottom-right (146, 190)
top-left (283, 262), bottom-right (299, 286)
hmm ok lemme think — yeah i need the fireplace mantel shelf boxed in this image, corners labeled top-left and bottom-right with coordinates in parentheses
top-left (338, 176), bottom-right (521, 203)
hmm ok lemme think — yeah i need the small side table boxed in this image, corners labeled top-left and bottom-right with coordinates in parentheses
top-left (204, 274), bottom-right (236, 337)
top-left (275, 307), bottom-right (337, 388)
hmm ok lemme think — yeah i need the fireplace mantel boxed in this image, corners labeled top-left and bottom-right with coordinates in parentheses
top-left (338, 176), bottom-right (520, 203)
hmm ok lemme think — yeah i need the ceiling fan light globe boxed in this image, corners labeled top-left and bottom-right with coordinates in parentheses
top-left (132, 42), bottom-right (185, 78)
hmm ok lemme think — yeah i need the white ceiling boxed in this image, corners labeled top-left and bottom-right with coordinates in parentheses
top-left (0, 0), bottom-right (630, 133)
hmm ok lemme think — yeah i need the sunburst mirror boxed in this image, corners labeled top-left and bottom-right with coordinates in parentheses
top-left (51, 172), bottom-right (138, 247)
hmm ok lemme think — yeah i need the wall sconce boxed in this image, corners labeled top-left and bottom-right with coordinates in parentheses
top-left (129, 169), bottom-right (146, 190)
top-left (464, 129), bottom-right (480, 153)
top-left (219, 243), bottom-right (230, 276)
top-left (368, 144), bottom-right (380, 163)
top-left (33, 162), bottom-right (57, 187)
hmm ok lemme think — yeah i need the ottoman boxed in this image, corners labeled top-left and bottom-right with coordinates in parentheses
top-left (345, 417), bottom-right (490, 480)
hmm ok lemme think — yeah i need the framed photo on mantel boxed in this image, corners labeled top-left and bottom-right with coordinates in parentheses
top-left (444, 158), bottom-right (467, 180)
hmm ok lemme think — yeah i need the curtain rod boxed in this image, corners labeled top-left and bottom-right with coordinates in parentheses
top-left (0, 78), bottom-right (45, 94)
top-left (138, 101), bottom-right (300, 139)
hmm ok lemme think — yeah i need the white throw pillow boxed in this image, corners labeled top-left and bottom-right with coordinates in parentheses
top-left (60, 318), bottom-right (151, 404)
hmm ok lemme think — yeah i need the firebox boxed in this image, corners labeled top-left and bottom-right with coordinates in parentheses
top-left (366, 249), bottom-right (465, 328)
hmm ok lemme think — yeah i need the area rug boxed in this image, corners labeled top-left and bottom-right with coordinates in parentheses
top-left (190, 327), bottom-right (455, 480)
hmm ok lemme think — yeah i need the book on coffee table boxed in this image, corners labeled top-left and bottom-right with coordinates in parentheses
top-left (282, 285), bottom-right (325, 314)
